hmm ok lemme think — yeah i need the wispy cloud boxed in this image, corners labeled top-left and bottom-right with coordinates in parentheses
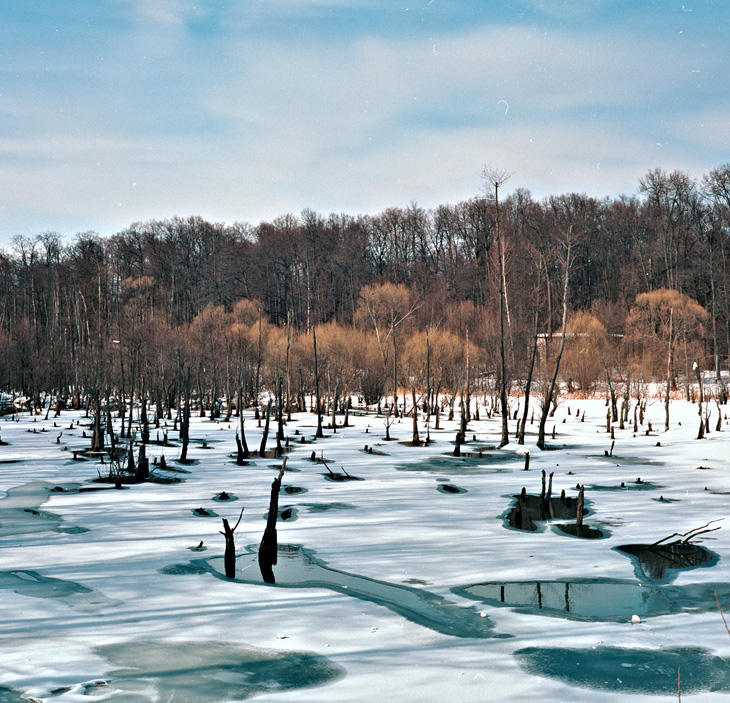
top-left (119, 0), bottom-right (205, 29)
top-left (0, 1), bottom-right (727, 242)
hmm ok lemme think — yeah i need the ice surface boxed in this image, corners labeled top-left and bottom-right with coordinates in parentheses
top-left (91, 641), bottom-right (345, 702)
top-left (204, 543), bottom-right (505, 639)
top-left (0, 482), bottom-right (86, 536)
top-left (2, 398), bottom-right (730, 702)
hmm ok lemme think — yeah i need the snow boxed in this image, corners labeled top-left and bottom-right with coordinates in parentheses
top-left (1, 398), bottom-right (730, 701)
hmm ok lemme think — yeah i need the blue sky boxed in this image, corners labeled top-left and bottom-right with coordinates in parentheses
top-left (1, 0), bottom-right (729, 246)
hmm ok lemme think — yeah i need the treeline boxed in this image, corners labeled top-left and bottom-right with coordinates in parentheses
top-left (1, 165), bottom-right (729, 424)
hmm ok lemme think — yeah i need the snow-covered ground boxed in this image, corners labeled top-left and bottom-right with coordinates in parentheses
top-left (1, 397), bottom-right (729, 702)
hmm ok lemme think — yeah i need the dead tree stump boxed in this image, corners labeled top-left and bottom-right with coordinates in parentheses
top-left (220, 507), bottom-right (245, 579)
top-left (576, 485), bottom-right (585, 527)
top-left (258, 466), bottom-right (285, 583)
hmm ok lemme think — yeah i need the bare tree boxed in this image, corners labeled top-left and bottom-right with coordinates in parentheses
top-left (483, 166), bottom-right (513, 447)
top-left (537, 224), bottom-right (574, 450)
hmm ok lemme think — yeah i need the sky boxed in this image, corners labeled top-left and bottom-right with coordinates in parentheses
top-left (1, 0), bottom-right (729, 247)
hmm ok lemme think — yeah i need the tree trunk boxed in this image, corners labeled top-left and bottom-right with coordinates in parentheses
top-left (259, 399), bottom-right (272, 456)
top-left (179, 368), bottom-right (191, 463)
top-left (537, 234), bottom-right (572, 450)
top-left (140, 377), bottom-right (149, 444)
top-left (331, 385), bottom-right (339, 434)
top-left (392, 334), bottom-right (399, 418)
top-left (313, 325), bottom-right (323, 438)
top-left (605, 367), bottom-right (617, 423)
top-left (127, 349), bottom-right (136, 439)
top-left (519, 305), bottom-right (540, 445)
top-left (220, 508), bottom-right (244, 579)
top-left (696, 362), bottom-right (704, 439)
top-left (106, 387), bottom-right (116, 457)
top-left (92, 388), bottom-right (104, 452)
top-left (258, 466), bottom-right (285, 583)
top-left (411, 388), bottom-right (419, 445)
top-left (576, 485), bottom-right (585, 527)
top-left (665, 308), bottom-right (673, 432)
top-left (238, 388), bottom-right (249, 459)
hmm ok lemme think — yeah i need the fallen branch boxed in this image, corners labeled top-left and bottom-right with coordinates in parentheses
top-left (319, 453), bottom-right (336, 477)
top-left (652, 519), bottom-right (723, 547)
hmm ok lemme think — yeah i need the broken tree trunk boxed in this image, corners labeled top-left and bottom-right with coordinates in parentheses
top-left (135, 442), bottom-right (148, 481)
top-left (126, 435), bottom-right (135, 474)
top-left (539, 469), bottom-right (546, 501)
top-left (576, 485), bottom-right (585, 527)
top-left (219, 507), bottom-right (245, 578)
top-left (453, 430), bottom-right (461, 457)
top-left (258, 465), bottom-right (285, 583)
top-left (259, 399), bottom-right (272, 456)
top-left (92, 389), bottom-right (104, 452)
top-left (235, 433), bottom-right (245, 465)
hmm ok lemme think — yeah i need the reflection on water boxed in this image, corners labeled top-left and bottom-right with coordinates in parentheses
top-left (554, 523), bottom-right (606, 539)
top-left (617, 542), bottom-right (717, 583)
top-left (456, 579), bottom-right (671, 621)
top-left (456, 577), bottom-right (730, 622)
top-left (505, 494), bottom-right (582, 532)
top-left (504, 494), bottom-right (606, 538)
top-left (205, 544), bottom-right (506, 639)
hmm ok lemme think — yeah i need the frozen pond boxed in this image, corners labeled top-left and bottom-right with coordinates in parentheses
top-left (1, 399), bottom-right (730, 702)
top-left (515, 646), bottom-right (730, 695)
top-left (90, 641), bottom-right (345, 703)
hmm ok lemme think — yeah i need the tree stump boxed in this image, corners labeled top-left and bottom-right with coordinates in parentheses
top-left (220, 507), bottom-right (245, 579)
top-left (258, 466), bottom-right (285, 583)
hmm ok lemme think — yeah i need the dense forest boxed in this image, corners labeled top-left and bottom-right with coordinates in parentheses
top-left (1, 164), bottom-right (729, 446)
